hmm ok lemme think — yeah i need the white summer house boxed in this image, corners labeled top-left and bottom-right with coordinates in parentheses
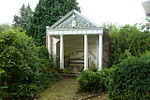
top-left (46, 10), bottom-right (105, 72)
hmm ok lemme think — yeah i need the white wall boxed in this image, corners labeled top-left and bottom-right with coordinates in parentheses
top-left (56, 35), bottom-right (99, 67)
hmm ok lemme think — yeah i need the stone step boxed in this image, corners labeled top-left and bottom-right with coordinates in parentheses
top-left (60, 73), bottom-right (81, 77)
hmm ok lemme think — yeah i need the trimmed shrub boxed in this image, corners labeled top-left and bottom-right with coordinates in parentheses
top-left (77, 67), bottom-right (114, 92)
top-left (108, 52), bottom-right (150, 100)
top-left (77, 71), bottom-right (101, 92)
top-left (100, 67), bottom-right (115, 92)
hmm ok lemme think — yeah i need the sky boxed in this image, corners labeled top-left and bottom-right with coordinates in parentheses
top-left (0, 0), bottom-right (146, 25)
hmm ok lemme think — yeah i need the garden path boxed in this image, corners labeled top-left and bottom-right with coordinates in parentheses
top-left (37, 77), bottom-right (107, 100)
top-left (37, 78), bottom-right (78, 100)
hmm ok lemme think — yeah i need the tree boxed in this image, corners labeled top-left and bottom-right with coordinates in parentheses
top-left (28, 0), bottom-right (80, 45)
top-left (13, 4), bottom-right (33, 32)
top-left (0, 24), bottom-right (11, 33)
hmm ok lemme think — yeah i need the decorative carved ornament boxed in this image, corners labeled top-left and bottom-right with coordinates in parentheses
top-left (54, 13), bottom-right (98, 29)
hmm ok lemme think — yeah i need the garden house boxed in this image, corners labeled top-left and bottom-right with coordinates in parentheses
top-left (46, 10), bottom-right (109, 72)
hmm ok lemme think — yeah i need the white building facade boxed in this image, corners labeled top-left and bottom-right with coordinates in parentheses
top-left (46, 10), bottom-right (105, 72)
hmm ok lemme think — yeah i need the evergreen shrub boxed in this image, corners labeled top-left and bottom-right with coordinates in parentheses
top-left (77, 67), bottom-right (114, 92)
top-left (109, 25), bottom-right (150, 66)
top-left (108, 52), bottom-right (150, 100)
top-left (0, 28), bottom-right (39, 99)
top-left (77, 71), bottom-right (101, 92)
top-left (0, 28), bottom-right (60, 99)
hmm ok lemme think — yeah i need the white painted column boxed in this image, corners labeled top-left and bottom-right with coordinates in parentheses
top-left (46, 26), bottom-right (51, 56)
top-left (98, 34), bottom-right (103, 71)
top-left (84, 35), bottom-right (88, 70)
top-left (47, 35), bottom-right (51, 55)
top-left (60, 35), bottom-right (64, 69)
top-left (52, 38), bottom-right (59, 67)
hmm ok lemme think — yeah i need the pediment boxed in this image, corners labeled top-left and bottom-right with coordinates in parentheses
top-left (50, 10), bottom-right (100, 30)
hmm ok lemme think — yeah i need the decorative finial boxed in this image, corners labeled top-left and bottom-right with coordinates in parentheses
top-left (46, 26), bottom-right (49, 29)
top-left (72, 14), bottom-right (75, 18)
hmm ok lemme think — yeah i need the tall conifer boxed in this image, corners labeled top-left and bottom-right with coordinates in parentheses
top-left (28, 0), bottom-right (80, 45)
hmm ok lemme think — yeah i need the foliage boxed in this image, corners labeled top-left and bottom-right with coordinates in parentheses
top-left (28, 0), bottom-right (80, 45)
top-left (34, 46), bottom-right (60, 89)
top-left (0, 28), bottom-right (59, 99)
top-left (89, 62), bottom-right (98, 72)
top-left (99, 67), bottom-right (115, 92)
top-left (33, 71), bottom-right (60, 90)
top-left (37, 46), bottom-right (54, 72)
top-left (108, 52), bottom-right (150, 100)
top-left (13, 4), bottom-right (33, 32)
top-left (77, 71), bottom-right (101, 92)
top-left (109, 25), bottom-right (150, 66)
top-left (0, 24), bottom-right (11, 33)
top-left (0, 28), bottom-right (39, 99)
top-left (77, 68), bottom-right (114, 92)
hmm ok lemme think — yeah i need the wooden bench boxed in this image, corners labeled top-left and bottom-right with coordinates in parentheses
top-left (68, 58), bottom-right (89, 67)
top-left (68, 58), bottom-right (84, 67)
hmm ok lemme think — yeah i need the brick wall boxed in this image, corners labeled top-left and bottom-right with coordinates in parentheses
top-left (103, 29), bottom-right (109, 67)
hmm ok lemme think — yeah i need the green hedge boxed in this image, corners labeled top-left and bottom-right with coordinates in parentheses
top-left (109, 25), bottom-right (150, 66)
top-left (77, 71), bottom-right (102, 92)
top-left (77, 67), bottom-right (114, 92)
top-left (108, 52), bottom-right (150, 100)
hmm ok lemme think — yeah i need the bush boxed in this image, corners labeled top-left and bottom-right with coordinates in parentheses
top-left (108, 52), bottom-right (150, 100)
top-left (109, 25), bottom-right (150, 66)
top-left (0, 24), bottom-right (11, 33)
top-left (0, 28), bottom-right (39, 99)
top-left (0, 28), bottom-right (60, 99)
top-left (77, 67), bottom-right (114, 92)
top-left (33, 71), bottom-right (60, 89)
top-left (99, 67), bottom-right (115, 92)
top-left (37, 46), bottom-right (53, 72)
top-left (89, 63), bottom-right (98, 72)
top-left (77, 71), bottom-right (101, 92)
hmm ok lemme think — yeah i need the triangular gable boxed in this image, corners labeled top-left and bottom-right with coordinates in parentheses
top-left (50, 10), bottom-right (100, 30)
